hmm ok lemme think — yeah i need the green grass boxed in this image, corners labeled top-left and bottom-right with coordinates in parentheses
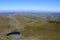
top-left (21, 22), bottom-right (60, 40)
top-left (0, 15), bottom-right (60, 40)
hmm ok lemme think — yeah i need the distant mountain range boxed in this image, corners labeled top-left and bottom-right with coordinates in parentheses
top-left (0, 12), bottom-right (60, 21)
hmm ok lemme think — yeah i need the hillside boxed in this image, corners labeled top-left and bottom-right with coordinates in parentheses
top-left (0, 13), bottom-right (60, 40)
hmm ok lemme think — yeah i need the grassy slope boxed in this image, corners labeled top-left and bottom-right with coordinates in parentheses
top-left (0, 16), bottom-right (18, 40)
top-left (13, 15), bottom-right (60, 40)
top-left (0, 15), bottom-right (60, 40)
top-left (21, 22), bottom-right (60, 40)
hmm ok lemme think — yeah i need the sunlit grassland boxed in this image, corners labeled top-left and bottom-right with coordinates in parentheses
top-left (0, 15), bottom-right (60, 40)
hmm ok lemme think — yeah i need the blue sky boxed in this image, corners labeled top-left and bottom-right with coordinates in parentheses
top-left (0, 0), bottom-right (60, 12)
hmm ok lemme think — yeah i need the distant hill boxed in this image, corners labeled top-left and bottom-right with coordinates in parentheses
top-left (47, 12), bottom-right (60, 22)
top-left (0, 12), bottom-right (15, 16)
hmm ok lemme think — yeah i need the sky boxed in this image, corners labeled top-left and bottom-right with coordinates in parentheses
top-left (0, 0), bottom-right (60, 12)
